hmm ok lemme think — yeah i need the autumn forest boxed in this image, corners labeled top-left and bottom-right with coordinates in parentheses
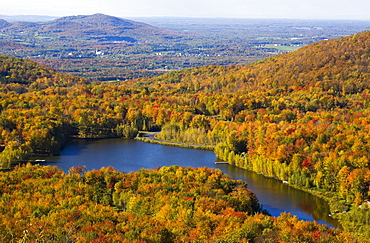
top-left (0, 22), bottom-right (370, 241)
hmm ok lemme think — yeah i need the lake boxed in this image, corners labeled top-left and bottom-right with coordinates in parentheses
top-left (38, 138), bottom-right (339, 228)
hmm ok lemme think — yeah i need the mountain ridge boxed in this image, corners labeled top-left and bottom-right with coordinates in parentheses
top-left (0, 13), bottom-right (183, 43)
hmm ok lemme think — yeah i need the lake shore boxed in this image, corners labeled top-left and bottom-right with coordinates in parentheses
top-left (137, 131), bottom-right (343, 228)
top-left (136, 131), bottom-right (215, 151)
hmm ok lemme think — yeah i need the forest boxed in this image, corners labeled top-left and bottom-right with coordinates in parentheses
top-left (0, 30), bottom-right (370, 240)
top-left (0, 164), bottom-right (361, 242)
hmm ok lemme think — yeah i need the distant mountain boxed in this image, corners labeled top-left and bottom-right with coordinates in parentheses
top-left (0, 19), bottom-right (10, 28)
top-left (0, 13), bottom-right (190, 81)
top-left (0, 13), bottom-right (182, 43)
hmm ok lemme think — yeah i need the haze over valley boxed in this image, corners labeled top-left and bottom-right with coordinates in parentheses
top-left (1, 13), bottom-right (370, 80)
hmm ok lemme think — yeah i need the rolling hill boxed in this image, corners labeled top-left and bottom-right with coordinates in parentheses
top-left (150, 30), bottom-right (370, 96)
top-left (0, 13), bottom-right (190, 80)
top-left (0, 19), bottom-right (10, 28)
top-left (0, 13), bottom-right (183, 44)
top-left (0, 54), bottom-right (87, 86)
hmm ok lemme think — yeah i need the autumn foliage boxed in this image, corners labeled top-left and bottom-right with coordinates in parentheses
top-left (1, 31), bottom-right (370, 238)
top-left (0, 164), bottom-right (362, 242)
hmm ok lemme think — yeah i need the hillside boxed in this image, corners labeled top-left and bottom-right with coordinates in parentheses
top-left (244, 30), bottom-right (370, 92)
top-left (150, 30), bottom-right (370, 95)
top-left (134, 31), bottom-right (370, 236)
top-left (0, 13), bottom-right (183, 44)
top-left (0, 54), bottom-right (87, 87)
top-left (0, 19), bottom-right (10, 28)
top-left (0, 30), bottom-right (370, 239)
top-left (0, 13), bottom-right (192, 80)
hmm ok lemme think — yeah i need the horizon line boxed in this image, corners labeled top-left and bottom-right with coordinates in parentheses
top-left (1, 13), bottom-right (370, 22)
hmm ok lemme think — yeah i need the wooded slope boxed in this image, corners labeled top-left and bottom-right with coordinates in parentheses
top-left (0, 30), bottom-right (370, 238)
top-left (0, 164), bottom-right (361, 242)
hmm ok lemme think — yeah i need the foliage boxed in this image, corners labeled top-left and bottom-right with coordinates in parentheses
top-left (0, 54), bottom-right (87, 86)
top-left (1, 30), bottom-right (370, 237)
top-left (116, 124), bottom-right (138, 139)
top-left (0, 164), bottom-right (363, 242)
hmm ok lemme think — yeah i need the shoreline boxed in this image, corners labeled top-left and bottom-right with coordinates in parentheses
top-left (136, 131), bottom-right (215, 151)
top-left (137, 130), bottom-right (344, 228)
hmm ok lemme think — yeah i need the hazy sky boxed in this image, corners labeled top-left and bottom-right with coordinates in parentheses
top-left (1, 0), bottom-right (370, 20)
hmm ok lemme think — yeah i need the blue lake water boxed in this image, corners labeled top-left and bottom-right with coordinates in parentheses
top-left (38, 138), bottom-right (339, 228)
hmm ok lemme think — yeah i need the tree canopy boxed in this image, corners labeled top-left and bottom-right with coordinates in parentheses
top-left (1, 30), bottom-right (370, 238)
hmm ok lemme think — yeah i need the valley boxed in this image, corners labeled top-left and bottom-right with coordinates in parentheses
top-left (0, 13), bottom-right (370, 242)
top-left (1, 14), bottom-right (370, 80)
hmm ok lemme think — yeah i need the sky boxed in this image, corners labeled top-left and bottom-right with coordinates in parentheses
top-left (1, 0), bottom-right (370, 20)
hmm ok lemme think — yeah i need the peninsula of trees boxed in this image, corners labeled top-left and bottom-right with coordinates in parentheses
top-left (0, 164), bottom-right (359, 242)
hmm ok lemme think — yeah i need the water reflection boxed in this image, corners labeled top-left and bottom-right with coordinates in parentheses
top-left (39, 138), bottom-right (339, 228)
top-left (41, 138), bottom-right (217, 172)
top-left (216, 164), bottom-right (340, 228)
